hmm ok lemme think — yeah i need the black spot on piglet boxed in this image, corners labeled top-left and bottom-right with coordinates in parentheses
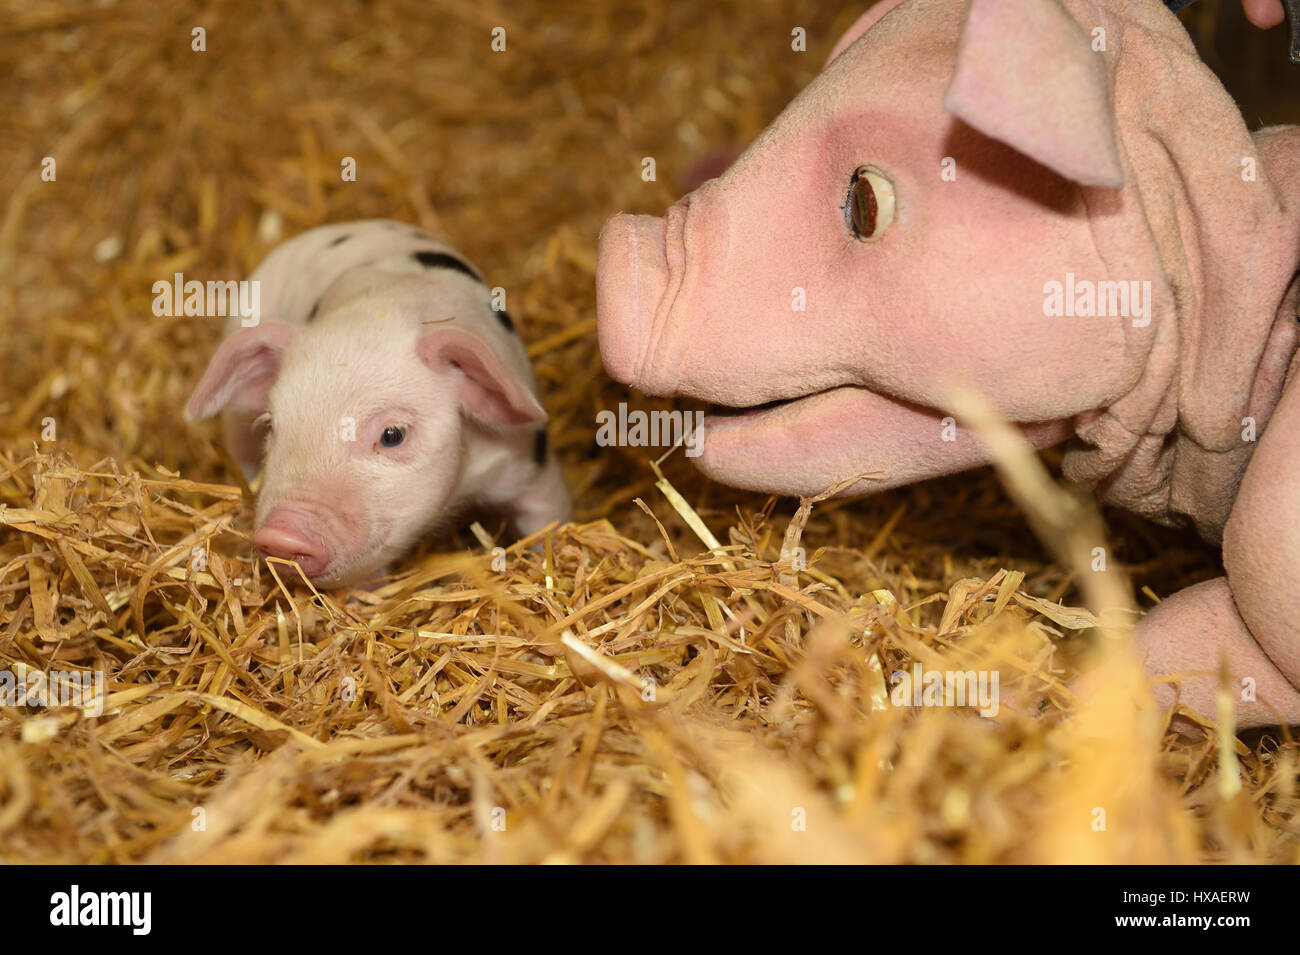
top-left (329, 233), bottom-right (351, 247)
top-left (533, 428), bottom-right (548, 466)
top-left (308, 300), bottom-right (320, 320)
top-left (412, 249), bottom-right (482, 283)
top-left (494, 309), bottom-right (515, 333)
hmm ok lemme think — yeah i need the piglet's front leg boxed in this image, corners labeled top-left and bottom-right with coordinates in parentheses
top-left (511, 454), bottom-right (571, 539)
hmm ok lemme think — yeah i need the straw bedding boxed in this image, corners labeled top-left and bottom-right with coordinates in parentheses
top-left (0, 0), bottom-right (1296, 864)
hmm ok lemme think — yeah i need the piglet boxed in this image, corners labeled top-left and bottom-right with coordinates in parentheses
top-left (187, 220), bottom-right (571, 586)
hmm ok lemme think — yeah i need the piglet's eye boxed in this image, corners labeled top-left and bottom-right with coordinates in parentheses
top-left (847, 166), bottom-right (895, 240)
top-left (379, 425), bottom-right (406, 448)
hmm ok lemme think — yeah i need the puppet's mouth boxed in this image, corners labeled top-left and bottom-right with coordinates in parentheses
top-left (703, 388), bottom-right (838, 428)
top-left (690, 385), bottom-right (891, 497)
top-left (706, 397), bottom-right (782, 418)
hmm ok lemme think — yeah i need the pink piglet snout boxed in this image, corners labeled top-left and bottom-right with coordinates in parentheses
top-left (251, 509), bottom-right (331, 580)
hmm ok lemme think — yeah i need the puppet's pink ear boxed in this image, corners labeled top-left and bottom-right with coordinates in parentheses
top-left (944, 0), bottom-right (1124, 189)
top-left (824, 0), bottom-right (907, 66)
top-left (186, 322), bottom-right (298, 421)
top-left (418, 328), bottom-right (546, 427)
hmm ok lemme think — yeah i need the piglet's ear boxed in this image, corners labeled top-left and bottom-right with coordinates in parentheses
top-left (944, 0), bottom-right (1124, 189)
top-left (186, 322), bottom-right (298, 421)
top-left (418, 328), bottom-right (547, 427)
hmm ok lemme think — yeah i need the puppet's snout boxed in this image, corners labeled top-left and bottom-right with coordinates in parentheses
top-left (596, 213), bottom-right (672, 392)
top-left (252, 507), bottom-right (332, 580)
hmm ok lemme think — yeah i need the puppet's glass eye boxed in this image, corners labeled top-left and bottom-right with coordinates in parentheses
top-left (847, 166), bottom-right (895, 240)
top-left (379, 426), bottom-right (406, 448)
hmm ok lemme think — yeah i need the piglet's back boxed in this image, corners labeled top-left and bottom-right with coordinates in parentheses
top-left (226, 220), bottom-right (478, 327)
top-left (224, 219), bottom-right (538, 397)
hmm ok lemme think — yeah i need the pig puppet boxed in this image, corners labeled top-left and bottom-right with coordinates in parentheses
top-left (188, 220), bottom-right (571, 586)
top-left (596, 0), bottom-right (1300, 726)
